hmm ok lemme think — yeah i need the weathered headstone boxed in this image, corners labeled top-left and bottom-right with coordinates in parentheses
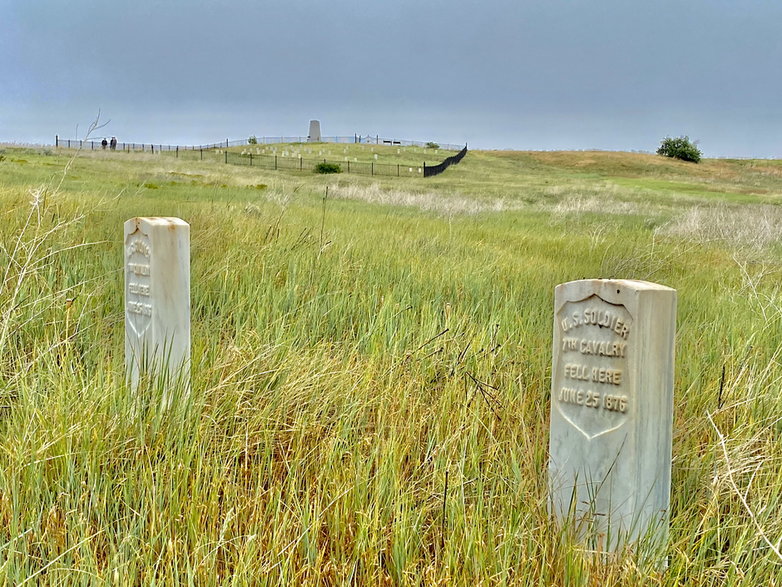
top-left (308, 120), bottom-right (321, 142)
top-left (125, 217), bottom-right (191, 394)
top-left (549, 279), bottom-right (676, 555)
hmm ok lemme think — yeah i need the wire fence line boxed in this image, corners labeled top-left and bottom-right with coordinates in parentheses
top-left (54, 135), bottom-right (468, 178)
top-left (55, 135), bottom-right (465, 152)
top-left (224, 151), bottom-right (426, 177)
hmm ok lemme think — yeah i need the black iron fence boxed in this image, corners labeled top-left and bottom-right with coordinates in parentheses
top-left (54, 135), bottom-right (468, 178)
top-left (55, 135), bottom-right (464, 152)
top-left (423, 146), bottom-right (469, 178)
top-left (54, 138), bottom-right (215, 152)
top-left (225, 151), bottom-right (425, 177)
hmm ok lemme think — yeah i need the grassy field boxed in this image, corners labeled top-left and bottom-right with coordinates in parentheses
top-left (1, 144), bottom-right (782, 584)
top-left (141, 141), bottom-right (457, 171)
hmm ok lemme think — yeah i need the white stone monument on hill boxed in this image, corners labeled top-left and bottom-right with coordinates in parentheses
top-left (549, 279), bottom-right (676, 557)
top-left (125, 217), bottom-right (190, 398)
top-left (308, 120), bottom-right (321, 142)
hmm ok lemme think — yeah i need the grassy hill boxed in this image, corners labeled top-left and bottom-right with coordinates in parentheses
top-left (1, 144), bottom-right (782, 583)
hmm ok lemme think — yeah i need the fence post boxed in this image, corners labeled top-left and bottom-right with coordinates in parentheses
top-left (347, 161), bottom-right (350, 173)
top-left (152, 144), bottom-right (154, 154)
top-left (225, 151), bottom-right (228, 164)
top-left (200, 149), bottom-right (203, 160)
top-left (55, 135), bottom-right (59, 147)
top-left (423, 162), bottom-right (426, 177)
top-left (176, 146), bottom-right (179, 158)
top-left (91, 141), bottom-right (94, 150)
top-left (80, 140), bottom-right (83, 148)
top-left (397, 164), bottom-right (400, 177)
top-left (275, 156), bottom-right (277, 170)
top-left (371, 162), bottom-right (374, 176)
top-left (226, 139), bottom-right (229, 148)
top-left (250, 153), bottom-right (253, 166)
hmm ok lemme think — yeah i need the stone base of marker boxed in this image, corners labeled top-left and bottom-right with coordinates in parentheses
top-left (548, 279), bottom-right (676, 558)
top-left (125, 217), bottom-right (191, 404)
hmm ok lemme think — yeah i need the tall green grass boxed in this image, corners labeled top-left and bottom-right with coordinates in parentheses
top-left (0, 146), bottom-right (781, 583)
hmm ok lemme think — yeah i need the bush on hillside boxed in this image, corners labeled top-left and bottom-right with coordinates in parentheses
top-left (314, 162), bottom-right (341, 174)
top-left (247, 136), bottom-right (258, 145)
top-left (657, 136), bottom-right (702, 163)
top-left (425, 142), bottom-right (440, 149)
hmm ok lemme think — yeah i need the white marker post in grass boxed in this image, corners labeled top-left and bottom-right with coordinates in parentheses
top-left (549, 279), bottom-right (676, 558)
top-left (125, 217), bottom-right (190, 398)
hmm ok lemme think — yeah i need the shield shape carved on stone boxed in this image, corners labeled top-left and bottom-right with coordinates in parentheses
top-left (126, 234), bottom-right (152, 341)
top-left (553, 294), bottom-right (633, 440)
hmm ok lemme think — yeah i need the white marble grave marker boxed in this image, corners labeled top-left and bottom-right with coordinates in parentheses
top-left (125, 217), bottom-right (190, 392)
top-left (549, 279), bottom-right (676, 554)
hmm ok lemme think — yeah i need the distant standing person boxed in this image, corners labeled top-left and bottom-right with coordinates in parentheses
top-left (101, 138), bottom-right (108, 149)
top-left (110, 137), bottom-right (117, 150)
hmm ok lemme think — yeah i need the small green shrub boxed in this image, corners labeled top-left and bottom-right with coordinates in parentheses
top-left (657, 136), bottom-right (702, 163)
top-left (314, 162), bottom-right (341, 174)
top-left (425, 142), bottom-right (440, 149)
top-left (248, 136), bottom-right (258, 145)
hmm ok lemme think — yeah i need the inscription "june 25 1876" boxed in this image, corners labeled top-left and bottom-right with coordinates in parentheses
top-left (127, 300), bottom-right (152, 316)
top-left (558, 387), bottom-right (628, 413)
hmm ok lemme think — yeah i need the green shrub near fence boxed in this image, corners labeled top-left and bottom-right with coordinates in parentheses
top-left (314, 162), bottom-right (342, 174)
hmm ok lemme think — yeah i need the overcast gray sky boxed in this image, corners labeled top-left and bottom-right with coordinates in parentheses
top-left (2, 0), bottom-right (781, 157)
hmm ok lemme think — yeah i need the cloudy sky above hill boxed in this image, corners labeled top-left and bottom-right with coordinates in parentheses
top-left (2, 0), bottom-right (781, 157)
